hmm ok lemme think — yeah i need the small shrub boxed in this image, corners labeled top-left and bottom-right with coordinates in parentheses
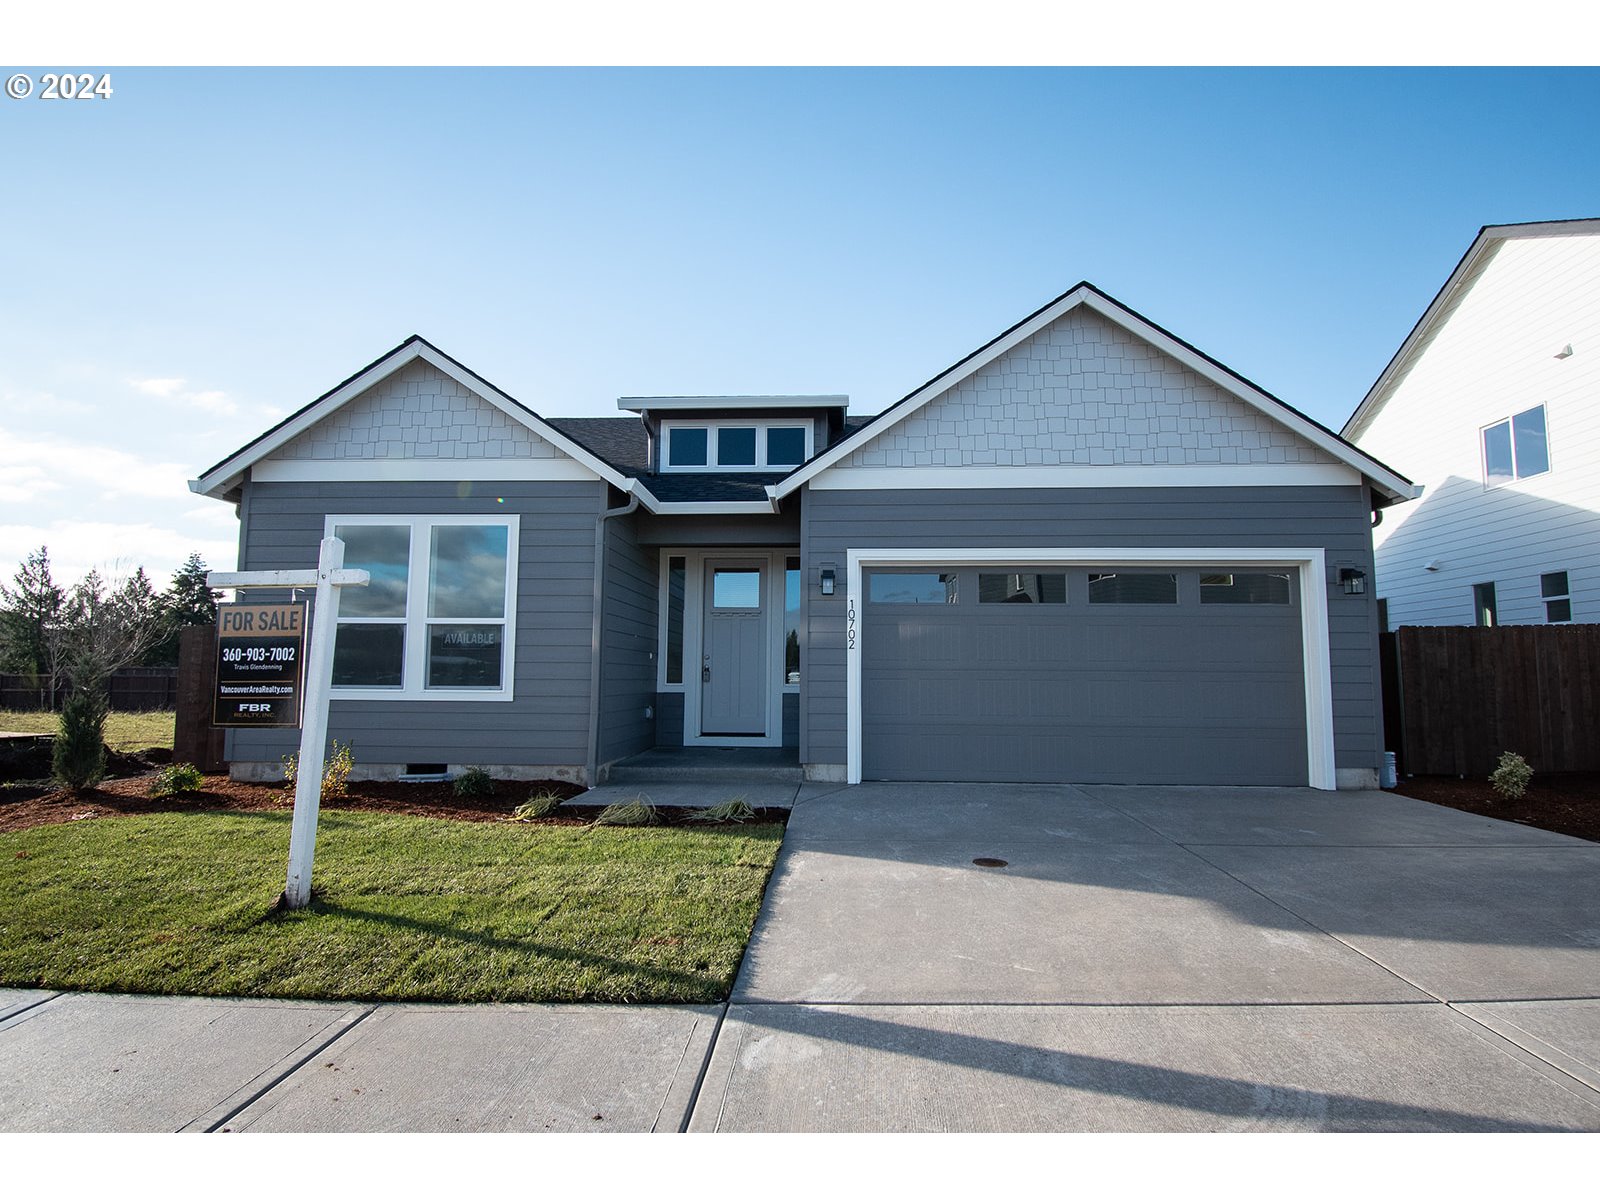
top-left (591, 796), bottom-right (659, 827)
top-left (511, 791), bottom-right (565, 821)
top-left (688, 795), bottom-right (756, 823)
top-left (1490, 751), bottom-right (1533, 800)
top-left (282, 739), bottom-right (356, 802)
top-left (453, 766), bottom-right (495, 798)
top-left (53, 690), bottom-right (108, 791)
top-left (149, 762), bottom-right (204, 798)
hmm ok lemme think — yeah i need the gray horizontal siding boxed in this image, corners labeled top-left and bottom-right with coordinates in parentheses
top-left (227, 477), bottom-right (606, 771)
top-left (598, 513), bottom-right (658, 764)
top-left (801, 484), bottom-right (1384, 778)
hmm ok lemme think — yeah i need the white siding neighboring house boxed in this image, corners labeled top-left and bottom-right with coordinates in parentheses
top-left (1344, 219), bottom-right (1600, 628)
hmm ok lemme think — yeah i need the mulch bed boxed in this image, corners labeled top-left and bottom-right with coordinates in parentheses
top-left (0, 770), bottom-right (787, 835)
top-left (1392, 772), bottom-right (1600, 844)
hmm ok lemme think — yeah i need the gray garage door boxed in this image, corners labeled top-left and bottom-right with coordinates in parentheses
top-left (862, 565), bottom-right (1308, 785)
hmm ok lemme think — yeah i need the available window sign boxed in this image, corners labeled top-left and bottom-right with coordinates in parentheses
top-left (214, 602), bottom-right (307, 727)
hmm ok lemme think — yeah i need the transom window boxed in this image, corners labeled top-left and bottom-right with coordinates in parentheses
top-left (327, 515), bottom-right (518, 700)
top-left (661, 420), bottom-right (813, 472)
top-left (978, 573), bottom-right (1066, 604)
top-left (1088, 572), bottom-right (1178, 604)
top-left (1482, 405), bottom-right (1550, 487)
top-left (1200, 572), bottom-right (1292, 605)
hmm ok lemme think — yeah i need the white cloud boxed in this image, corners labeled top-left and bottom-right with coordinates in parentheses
top-left (131, 377), bottom-right (240, 416)
top-left (134, 377), bottom-right (187, 398)
top-left (0, 385), bottom-right (95, 419)
top-left (0, 520), bottom-right (238, 590)
top-left (0, 425), bottom-right (194, 502)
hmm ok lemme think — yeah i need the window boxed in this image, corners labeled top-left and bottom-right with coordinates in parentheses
top-left (1541, 571), bottom-right (1571, 623)
top-left (659, 420), bottom-right (813, 471)
top-left (664, 556), bottom-right (686, 685)
top-left (978, 573), bottom-right (1066, 604)
top-left (667, 427), bottom-right (708, 468)
top-left (711, 569), bottom-right (760, 609)
top-left (869, 572), bottom-right (958, 604)
top-left (329, 515), bottom-right (517, 699)
top-left (1482, 405), bottom-right (1550, 486)
top-left (1088, 572), bottom-right (1177, 604)
top-left (783, 556), bottom-right (801, 687)
top-left (1200, 572), bottom-right (1291, 605)
top-left (1473, 582), bottom-right (1497, 628)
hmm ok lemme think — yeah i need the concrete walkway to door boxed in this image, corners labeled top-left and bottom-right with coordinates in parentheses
top-left (692, 782), bottom-right (1600, 1132)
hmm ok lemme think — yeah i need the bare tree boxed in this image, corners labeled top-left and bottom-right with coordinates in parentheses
top-left (53, 565), bottom-right (173, 695)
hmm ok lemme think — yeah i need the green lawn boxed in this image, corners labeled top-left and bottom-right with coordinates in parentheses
top-left (0, 809), bottom-right (784, 1003)
top-left (0, 709), bottom-right (175, 753)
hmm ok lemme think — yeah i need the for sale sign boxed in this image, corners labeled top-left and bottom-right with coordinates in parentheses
top-left (213, 602), bottom-right (307, 727)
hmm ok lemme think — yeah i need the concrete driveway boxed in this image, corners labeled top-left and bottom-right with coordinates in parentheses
top-left (692, 783), bottom-right (1600, 1131)
top-left (5, 783), bottom-right (1600, 1132)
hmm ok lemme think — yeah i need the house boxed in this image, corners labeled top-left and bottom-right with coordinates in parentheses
top-left (191, 283), bottom-right (1414, 790)
top-left (1343, 219), bottom-right (1600, 629)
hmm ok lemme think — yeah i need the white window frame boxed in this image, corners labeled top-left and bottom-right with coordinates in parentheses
top-left (659, 419), bottom-right (814, 473)
top-left (844, 547), bottom-right (1336, 790)
top-left (325, 514), bottom-right (520, 702)
top-left (1541, 570), bottom-right (1571, 624)
top-left (656, 547), bottom-right (795, 746)
top-left (1480, 403), bottom-right (1551, 488)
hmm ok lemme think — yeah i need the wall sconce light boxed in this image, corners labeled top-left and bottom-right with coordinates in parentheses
top-left (1339, 567), bottom-right (1367, 595)
top-left (819, 567), bottom-right (836, 596)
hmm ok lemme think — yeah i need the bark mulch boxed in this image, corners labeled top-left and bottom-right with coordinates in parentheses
top-left (1392, 772), bottom-right (1600, 844)
top-left (0, 772), bottom-right (786, 835)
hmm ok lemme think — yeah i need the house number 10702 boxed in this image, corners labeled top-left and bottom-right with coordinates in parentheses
top-left (846, 599), bottom-right (857, 650)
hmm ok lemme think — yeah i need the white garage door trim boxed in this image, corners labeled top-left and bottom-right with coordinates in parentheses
top-left (845, 547), bottom-right (1335, 790)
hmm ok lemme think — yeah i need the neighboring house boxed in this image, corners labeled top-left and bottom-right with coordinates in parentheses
top-left (1344, 218), bottom-right (1600, 630)
top-left (192, 282), bottom-right (1413, 790)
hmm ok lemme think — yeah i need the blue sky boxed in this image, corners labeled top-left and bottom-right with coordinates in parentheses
top-left (2, 67), bottom-right (1597, 585)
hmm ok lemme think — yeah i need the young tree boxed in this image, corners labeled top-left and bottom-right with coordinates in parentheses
top-left (149, 553), bottom-right (221, 666)
top-left (54, 567), bottom-right (173, 693)
top-left (0, 546), bottom-right (65, 689)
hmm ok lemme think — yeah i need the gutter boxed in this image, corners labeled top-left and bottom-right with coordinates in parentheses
top-left (585, 484), bottom-right (641, 787)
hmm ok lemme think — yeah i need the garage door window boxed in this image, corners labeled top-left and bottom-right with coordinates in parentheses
top-left (1088, 572), bottom-right (1177, 604)
top-left (869, 572), bottom-right (958, 604)
top-left (1200, 572), bottom-right (1291, 605)
top-left (979, 573), bottom-right (1066, 604)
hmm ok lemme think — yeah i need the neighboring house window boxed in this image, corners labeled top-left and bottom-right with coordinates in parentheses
top-left (1199, 572), bottom-right (1291, 604)
top-left (660, 420), bottom-right (813, 471)
top-left (328, 515), bottom-right (517, 700)
top-left (978, 573), bottom-right (1066, 604)
top-left (1088, 572), bottom-right (1178, 604)
top-left (1473, 582), bottom-right (1497, 628)
top-left (1541, 571), bottom-right (1571, 623)
top-left (1481, 405), bottom-right (1550, 486)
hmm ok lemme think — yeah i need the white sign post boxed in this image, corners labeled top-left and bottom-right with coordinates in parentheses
top-left (209, 536), bottom-right (369, 910)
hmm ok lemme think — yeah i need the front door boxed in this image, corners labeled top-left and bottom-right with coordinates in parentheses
top-left (701, 558), bottom-right (767, 735)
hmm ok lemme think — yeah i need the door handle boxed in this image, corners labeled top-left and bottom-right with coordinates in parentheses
top-left (702, 654), bottom-right (711, 683)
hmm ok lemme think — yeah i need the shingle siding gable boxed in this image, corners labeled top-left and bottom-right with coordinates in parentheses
top-left (267, 360), bottom-right (564, 463)
top-left (836, 308), bottom-right (1338, 471)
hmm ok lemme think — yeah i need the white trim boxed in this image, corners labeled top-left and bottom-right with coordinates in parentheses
top-left (643, 499), bottom-right (781, 515)
top-left (193, 339), bottom-right (633, 499)
top-left (808, 463), bottom-right (1363, 491)
top-left (619, 395), bottom-right (848, 412)
top-left (253, 457), bottom-right (599, 484)
top-left (656, 547), bottom-right (793, 747)
top-left (659, 418), bottom-right (814, 473)
top-left (320, 513), bottom-right (520, 703)
top-left (774, 286), bottom-right (1416, 504)
top-left (843, 546), bottom-right (1337, 791)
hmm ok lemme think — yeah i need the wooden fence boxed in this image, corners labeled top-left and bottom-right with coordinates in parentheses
top-left (0, 668), bottom-right (179, 712)
top-left (1384, 625), bottom-right (1600, 777)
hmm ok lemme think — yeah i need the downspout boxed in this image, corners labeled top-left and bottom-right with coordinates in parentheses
top-left (586, 485), bottom-right (640, 788)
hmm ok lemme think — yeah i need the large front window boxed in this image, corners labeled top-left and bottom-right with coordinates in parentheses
top-left (329, 515), bottom-right (518, 699)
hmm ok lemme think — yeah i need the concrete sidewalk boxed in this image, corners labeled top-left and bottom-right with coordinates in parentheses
top-left (4, 784), bottom-right (1600, 1132)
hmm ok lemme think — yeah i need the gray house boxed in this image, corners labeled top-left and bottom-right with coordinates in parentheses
top-left (192, 283), bottom-right (1414, 790)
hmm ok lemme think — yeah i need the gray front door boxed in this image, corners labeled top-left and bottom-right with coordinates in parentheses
top-left (701, 559), bottom-right (767, 736)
